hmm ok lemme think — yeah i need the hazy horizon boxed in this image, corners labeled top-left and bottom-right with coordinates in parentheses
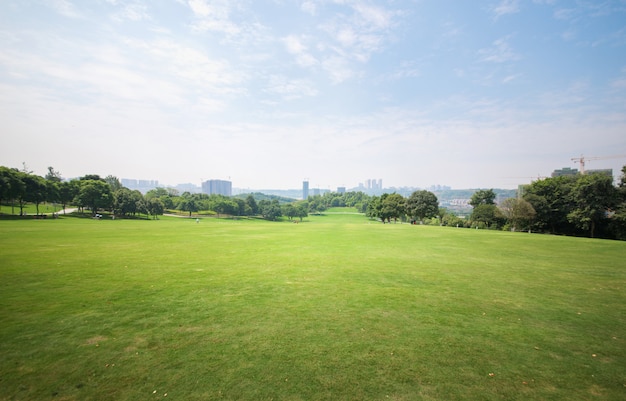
top-left (1, 1), bottom-right (625, 190)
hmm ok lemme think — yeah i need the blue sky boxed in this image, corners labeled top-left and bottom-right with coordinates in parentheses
top-left (1, 0), bottom-right (625, 190)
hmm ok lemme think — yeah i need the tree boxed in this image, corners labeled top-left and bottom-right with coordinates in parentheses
top-left (366, 195), bottom-right (383, 221)
top-left (148, 198), bottom-right (164, 219)
top-left (22, 173), bottom-right (48, 215)
top-left (307, 196), bottom-right (326, 214)
top-left (295, 203), bottom-right (308, 221)
top-left (105, 175), bottom-right (123, 192)
top-left (380, 193), bottom-right (406, 223)
top-left (282, 203), bottom-right (297, 220)
top-left (58, 181), bottom-right (78, 213)
top-left (471, 204), bottom-right (502, 228)
top-left (499, 198), bottom-right (536, 231)
top-left (45, 179), bottom-right (60, 207)
top-left (0, 167), bottom-right (9, 213)
top-left (74, 180), bottom-right (112, 215)
top-left (567, 173), bottom-right (617, 238)
top-left (177, 193), bottom-right (199, 217)
top-left (469, 189), bottom-right (496, 207)
top-left (45, 166), bottom-right (62, 182)
top-left (442, 211), bottom-right (465, 227)
top-left (523, 176), bottom-right (577, 235)
top-left (245, 195), bottom-right (258, 215)
top-left (609, 166), bottom-right (626, 239)
top-left (0, 167), bottom-right (24, 214)
top-left (211, 196), bottom-right (237, 217)
top-left (258, 199), bottom-right (282, 220)
top-left (406, 190), bottom-right (439, 224)
top-left (232, 198), bottom-right (248, 216)
top-left (80, 174), bottom-right (103, 181)
top-left (136, 198), bottom-right (150, 219)
top-left (146, 188), bottom-right (175, 210)
top-left (113, 188), bottom-right (138, 216)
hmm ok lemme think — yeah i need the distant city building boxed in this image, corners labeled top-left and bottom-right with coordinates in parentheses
top-left (551, 167), bottom-right (578, 177)
top-left (202, 179), bottom-right (232, 196)
top-left (174, 183), bottom-right (201, 194)
top-left (313, 188), bottom-right (320, 196)
top-left (587, 169), bottom-right (613, 178)
top-left (429, 184), bottom-right (452, 191)
top-left (365, 178), bottom-right (382, 190)
top-left (337, 186), bottom-right (346, 194)
top-left (551, 167), bottom-right (612, 179)
top-left (302, 181), bottom-right (309, 200)
top-left (121, 178), bottom-right (159, 194)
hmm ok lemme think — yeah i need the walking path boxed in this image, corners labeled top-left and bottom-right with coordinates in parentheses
top-left (47, 207), bottom-right (77, 216)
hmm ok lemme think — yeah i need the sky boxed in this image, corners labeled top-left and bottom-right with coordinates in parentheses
top-left (1, 0), bottom-right (626, 190)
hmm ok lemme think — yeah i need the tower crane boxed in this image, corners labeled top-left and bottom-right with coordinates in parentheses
top-left (571, 154), bottom-right (626, 174)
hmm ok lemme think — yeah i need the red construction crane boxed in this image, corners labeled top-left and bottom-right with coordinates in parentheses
top-left (571, 154), bottom-right (626, 174)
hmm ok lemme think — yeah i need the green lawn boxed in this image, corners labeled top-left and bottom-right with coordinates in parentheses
top-left (1, 212), bottom-right (625, 400)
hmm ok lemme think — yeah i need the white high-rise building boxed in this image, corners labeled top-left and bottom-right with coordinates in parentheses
top-left (202, 179), bottom-right (232, 196)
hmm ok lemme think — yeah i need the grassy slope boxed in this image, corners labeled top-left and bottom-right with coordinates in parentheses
top-left (0, 214), bottom-right (625, 400)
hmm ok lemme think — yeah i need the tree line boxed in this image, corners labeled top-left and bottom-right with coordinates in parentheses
top-left (0, 167), bottom-right (165, 219)
top-left (2, 164), bottom-right (625, 239)
top-left (0, 166), bottom-right (310, 221)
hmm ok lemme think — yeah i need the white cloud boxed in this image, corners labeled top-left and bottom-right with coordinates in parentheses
top-left (502, 73), bottom-right (522, 83)
top-left (322, 55), bottom-right (355, 84)
top-left (337, 27), bottom-right (357, 47)
top-left (301, 1), bottom-right (317, 16)
top-left (122, 38), bottom-right (245, 95)
top-left (283, 35), bottom-right (319, 67)
top-left (187, 0), bottom-right (241, 35)
top-left (554, 8), bottom-right (577, 21)
top-left (47, 0), bottom-right (82, 18)
top-left (491, 0), bottom-right (520, 19)
top-left (265, 75), bottom-right (319, 100)
top-left (110, 1), bottom-right (150, 22)
top-left (284, 34), bottom-right (307, 54)
top-left (478, 37), bottom-right (521, 63)
top-left (352, 3), bottom-right (393, 31)
top-left (390, 61), bottom-right (420, 79)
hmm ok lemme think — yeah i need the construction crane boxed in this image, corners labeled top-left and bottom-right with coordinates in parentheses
top-left (571, 154), bottom-right (626, 174)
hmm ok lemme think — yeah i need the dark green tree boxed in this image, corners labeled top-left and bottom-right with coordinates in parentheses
top-left (379, 193), bottom-right (406, 223)
top-left (469, 189), bottom-right (496, 207)
top-left (295, 202), bottom-right (308, 221)
top-left (245, 194), bottom-right (258, 215)
top-left (45, 166), bottom-right (62, 182)
top-left (366, 195), bottom-right (383, 221)
top-left (74, 179), bottom-right (112, 215)
top-left (567, 173), bottom-right (617, 238)
top-left (113, 188), bottom-right (142, 216)
top-left (609, 166), bottom-right (626, 239)
top-left (177, 193), bottom-right (199, 217)
top-left (148, 198), bottom-right (164, 219)
top-left (210, 196), bottom-right (237, 217)
top-left (499, 198), bottom-right (536, 231)
top-left (406, 190), bottom-right (439, 224)
top-left (258, 199), bottom-right (282, 220)
top-left (282, 203), bottom-right (297, 220)
top-left (523, 176), bottom-right (577, 235)
top-left (105, 175), bottom-right (123, 192)
top-left (0, 167), bottom-right (25, 214)
top-left (22, 173), bottom-right (47, 215)
top-left (471, 204), bottom-right (502, 228)
top-left (58, 181), bottom-right (78, 214)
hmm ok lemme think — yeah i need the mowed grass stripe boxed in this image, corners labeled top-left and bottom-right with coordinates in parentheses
top-left (1, 214), bottom-right (625, 400)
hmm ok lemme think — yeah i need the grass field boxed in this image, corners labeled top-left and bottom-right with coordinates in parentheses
top-left (1, 210), bottom-right (625, 400)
